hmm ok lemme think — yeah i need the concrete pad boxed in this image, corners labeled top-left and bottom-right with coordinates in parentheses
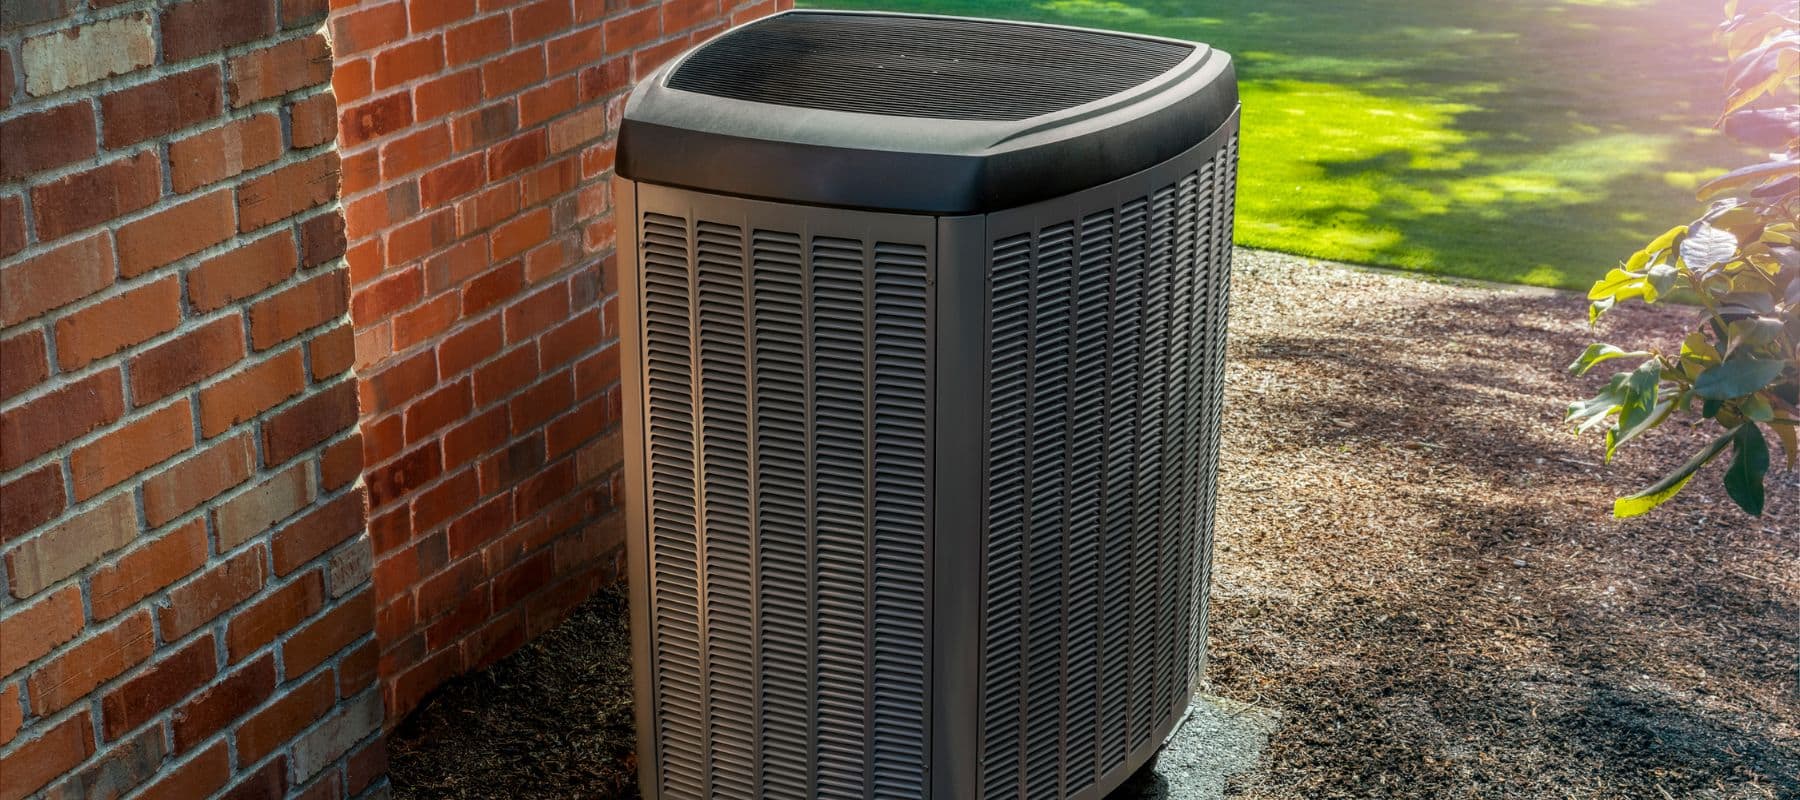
top-left (1107, 693), bottom-right (1280, 800)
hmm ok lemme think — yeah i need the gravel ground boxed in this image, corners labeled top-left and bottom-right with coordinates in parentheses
top-left (391, 249), bottom-right (1799, 799)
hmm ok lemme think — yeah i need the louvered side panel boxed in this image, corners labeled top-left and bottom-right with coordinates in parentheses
top-left (1023, 222), bottom-right (1074, 800)
top-left (1097, 197), bottom-right (1147, 773)
top-left (1124, 185), bottom-right (1175, 752)
top-left (643, 213), bottom-right (707, 799)
top-left (980, 234), bottom-right (1033, 800)
top-left (810, 237), bottom-right (869, 800)
top-left (1162, 173), bottom-right (1202, 721)
top-left (1064, 210), bottom-right (1113, 796)
top-left (695, 222), bottom-right (757, 799)
top-left (1192, 140), bottom-right (1238, 683)
top-left (870, 243), bottom-right (931, 800)
top-left (750, 231), bottom-right (813, 800)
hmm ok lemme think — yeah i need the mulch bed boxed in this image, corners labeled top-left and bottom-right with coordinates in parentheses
top-left (390, 250), bottom-right (1798, 799)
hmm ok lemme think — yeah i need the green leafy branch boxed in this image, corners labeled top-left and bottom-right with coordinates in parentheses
top-left (1567, 1), bottom-right (1799, 518)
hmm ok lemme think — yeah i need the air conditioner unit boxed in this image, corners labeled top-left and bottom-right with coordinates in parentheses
top-left (614, 11), bottom-right (1238, 799)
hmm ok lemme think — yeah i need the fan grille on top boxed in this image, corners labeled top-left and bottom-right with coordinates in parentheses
top-left (666, 13), bottom-right (1194, 122)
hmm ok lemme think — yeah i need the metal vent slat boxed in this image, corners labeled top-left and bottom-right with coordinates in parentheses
top-left (870, 243), bottom-right (931, 799)
top-left (1098, 197), bottom-right (1148, 774)
top-left (1064, 210), bottom-right (1114, 795)
top-left (668, 13), bottom-right (1194, 121)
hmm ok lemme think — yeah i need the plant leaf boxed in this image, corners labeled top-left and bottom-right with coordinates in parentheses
top-left (1614, 428), bottom-right (1736, 518)
top-left (1588, 268), bottom-right (1659, 306)
top-left (1722, 106), bottom-right (1800, 148)
top-left (1698, 158), bottom-right (1800, 200)
top-left (1606, 360), bottom-right (1666, 462)
top-left (1693, 357), bottom-right (1786, 399)
top-left (1679, 224), bottom-right (1740, 271)
top-left (1723, 423), bottom-right (1770, 516)
top-left (1568, 344), bottom-right (1650, 376)
top-left (1773, 418), bottom-right (1799, 468)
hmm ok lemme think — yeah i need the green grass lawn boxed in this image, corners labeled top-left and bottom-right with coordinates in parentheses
top-left (799, 0), bottom-right (1757, 289)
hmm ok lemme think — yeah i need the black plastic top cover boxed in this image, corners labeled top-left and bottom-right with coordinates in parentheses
top-left (617, 10), bottom-right (1238, 215)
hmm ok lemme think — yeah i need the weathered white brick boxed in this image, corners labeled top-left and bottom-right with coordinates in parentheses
top-left (326, 534), bottom-right (372, 597)
top-left (290, 687), bottom-right (382, 781)
top-left (214, 462), bottom-right (315, 550)
top-left (21, 14), bottom-right (154, 97)
top-left (6, 493), bottom-right (137, 598)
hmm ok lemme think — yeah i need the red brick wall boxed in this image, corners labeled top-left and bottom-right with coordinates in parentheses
top-left (0, 2), bottom-right (378, 799)
top-left (329, 0), bottom-right (791, 719)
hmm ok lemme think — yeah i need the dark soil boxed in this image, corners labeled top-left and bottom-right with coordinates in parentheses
top-left (390, 250), bottom-right (1799, 799)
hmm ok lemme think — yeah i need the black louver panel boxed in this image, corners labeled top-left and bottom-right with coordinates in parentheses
top-left (979, 136), bottom-right (1238, 799)
top-left (667, 13), bottom-right (1194, 121)
top-left (642, 212), bottom-right (932, 800)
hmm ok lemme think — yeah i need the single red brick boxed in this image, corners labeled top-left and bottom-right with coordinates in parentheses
top-left (512, 0), bottom-right (572, 42)
top-left (521, 157), bottom-right (579, 208)
top-left (289, 91), bottom-right (337, 149)
top-left (491, 205), bottom-right (551, 261)
top-left (272, 488), bottom-right (367, 575)
top-left (491, 130), bottom-right (549, 184)
top-left (0, 712), bottom-right (94, 800)
top-left (350, 268), bottom-right (420, 330)
top-left (409, 0), bottom-right (475, 30)
top-left (333, 56), bottom-right (372, 105)
top-left (0, 684), bottom-right (18, 747)
top-left (330, 2), bottom-right (409, 55)
top-left (481, 46), bottom-right (546, 99)
top-left (238, 153), bottom-right (338, 232)
top-left (101, 64), bottom-right (222, 149)
top-left (503, 278), bottom-right (568, 343)
top-left (161, 0), bottom-right (276, 61)
top-left (190, 229), bottom-right (296, 313)
top-left (142, 433), bottom-right (256, 527)
top-left (310, 323), bottom-right (355, 381)
top-left (227, 32), bottom-right (331, 107)
top-left (344, 735), bottom-right (387, 796)
top-left (53, 276), bottom-right (182, 371)
top-left (605, 6), bottom-right (659, 53)
top-left (423, 235), bottom-right (490, 292)
top-left (380, 124), bottom-right (453, 182)
top-left (412, 67), bottom-right (481, 123)
top-left (158, 547), bottom-right (267, 641)
top-left (262, 379), bottom-right (358, 465)
top-left (339, 91), bottom-right (413, 147)
top-left (169, 114), bottom-right (284, 193)
top-left (0, 368), bottom-right (125, 471)
top-left (419, 153), bottom-right (485, 209)
top-left (0, 195), bottom-right (22, 259)
top-left (171, 654), bottom-right (274, 753)
top-left (367, 440), bottom-right (442, 509)
top-left (472, 343), bottom-right (537, 407)
top-left (299, 211), bottom-right (347, 269)
top-left (443, 408), bottom-right (508, 473)
top-left (31, 152), bottom-right (160, 241)
top-left (214, 462), bottom-right (313, 550)
top-left (338, 639), bottom-right (380, 699)
top-left (69, 398), bottom-right (194, 502)
top-left (662, 0), bottom-right (718, 32)
top-left (281, 0), bottom-right (328, 27)
top-left (405, 378), bottom-right (472, 443)
top-left (539, 312), bottom-right (601, 372)
top-left (460, 262), bottom-right (525, 321)
top-left (450, 102), bottom-right (518, 153)
top-left (445, 14), bottom-right (511, 66)
top-left (100, 631), bottom-right (217, 740)
top-left (572, 343), bottom-right (620, 398)
top-left (0, 232), bottom-right (113, 327)
top-left (0, 102), bottom-right (96, 181)
top-left (250, 270), bottom-right (350, 350)
top-left (546, 27), bottom-right (603, 77)
top-left (0, 330), bottom-right (48, 403)
top-left (0, 585), bottom-right (83, 676)
top-left (199, 349), bottom-right (304, 441)
top-left (375, 35), bottom-right (444, 90)
top-left (0, 464), bottom-right (64, 543)
top-left (226, 570), bottom-right (325, 662)
top-left (0, 50), bottom-right (10, 110)
top-left (28, 611), bottom-right (154, 715)
top-left (518, 75), bottom-right (577, 127)
top-left (436, 317), bottom-right (503, 382)
top-left (321, 434), bottom-right (364, 491)
top-left (134, 742), bottom-right (230, 800)
top-left (282, 588), bottom-right (374, 677)
top-left (510, 371), bottom-right (574, 435)
top-left (129, 315), bottom-right (245, 405)
top-left (115, 189), bottom-right (236, 278)
top-left (578, 56), bottom-right (629, 103)
top-left (391, 291), bottom-right (460, 351)
top-left (87, 518), bottom-right (207, 622)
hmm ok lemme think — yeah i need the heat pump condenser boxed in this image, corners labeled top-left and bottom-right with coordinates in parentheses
top-left (615, 10), bottom-right (1239, 800)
